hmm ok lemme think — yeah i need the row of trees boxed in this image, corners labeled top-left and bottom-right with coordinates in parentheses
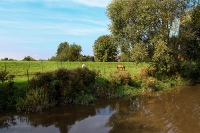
top-left (1, 57), bottom-right (16, 61)
top-left (55, 42), bottom-right (82, 62)
top-left (49, 42), bottom-right (94, 62)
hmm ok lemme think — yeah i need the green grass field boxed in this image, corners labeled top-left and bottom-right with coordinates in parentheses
top-left (0, 61), bottom-right (148, 83)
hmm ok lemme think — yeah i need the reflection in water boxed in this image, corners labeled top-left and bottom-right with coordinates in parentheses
top-left (69, 106), bottom-right (116, 133)
top-left (1, 85), bottom-right (200, 133)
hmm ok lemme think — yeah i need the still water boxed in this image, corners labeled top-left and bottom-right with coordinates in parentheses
top-left (1, 85), bottom-right (200, 133)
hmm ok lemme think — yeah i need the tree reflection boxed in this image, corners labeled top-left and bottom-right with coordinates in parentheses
top-left (1, 86), bottom-right (200, 133)
top-left (0, 114), bottom-right (16, 129)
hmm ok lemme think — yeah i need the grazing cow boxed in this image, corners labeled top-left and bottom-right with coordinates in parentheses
top-left (117, 65), bottom-right (125, 70)
top-left (178, 54), bottom-right (184, 61)
top-left (82, 64), bottom-right (87, 68)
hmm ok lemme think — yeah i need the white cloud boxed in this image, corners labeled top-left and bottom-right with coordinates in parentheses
top-left (2, 0), bottom-right (111, 8)
top-left (0, 0), bottom-right (111, 59)
top-left (73, 0), bottom-right (111, 7)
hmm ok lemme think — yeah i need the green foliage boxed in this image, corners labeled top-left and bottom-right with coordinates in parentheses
top-left (74, 92), bottom-right (95, 105)
top-left (109, 70), bottom-right (131, 85)
top-left (141, 77), bottom-right (161, 92)
top-left (107, 0), bottom-right (200, 80)
top-left (180, 61), bottom-right (200, 83)
top-left (94, 70), bottom-right (138, 98)
top-left (1, 61), bottom-right (196, 112)
top-left (48, 56), bottom-right (57, 61)
top-left (0, 71), bottom-right (8, 83)
top-left (0, 71), bottom-right (17, 110)
top-left (2, 57), bottom-right (8, 61)
top-left (107, 0), bottom-right (184, 58)
top-left (93, 35), bottom-right (118, 62)
top-left (0, 57), bottom-right (16, 61)
top-left (68, 43), bottom-right (82, 61)
top-left (17, 67), bottom-right (98, 112)
top-left (16, 88), bottom-right (49, 113)
top-left (152, 40), bottom-right (177, 75)
top-left (131, 42), bottom-right (149, 63)
top-left (22, 56), bottom-right (35, 61)
top-left (77, 55), bottom-right (94, 62)
top-left (56, 42), bottom-right (82, 62)
top-left (120, 52), bottom-right (131, 62)
top-left (93, 77), bottom-right (110, 97)
top-left (184, 5), bottom-right (200, 61)
top-left (56, 42), bottom-right (69, 61)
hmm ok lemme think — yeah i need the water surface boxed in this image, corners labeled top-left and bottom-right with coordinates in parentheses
top-left (1, 85), bottom-right (200, 133)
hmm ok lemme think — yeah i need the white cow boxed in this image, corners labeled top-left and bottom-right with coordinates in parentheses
top-left (82, 64), bottom-right (86, 68)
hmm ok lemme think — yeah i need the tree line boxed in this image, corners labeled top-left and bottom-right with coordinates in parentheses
top-left (95, 0), bottom-right (200, 64)
top-left (93, 0), bottom-right (200, 81)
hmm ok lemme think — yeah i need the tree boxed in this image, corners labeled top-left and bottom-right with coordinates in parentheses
top-left (131, 42), bottom-right (148, 64)
top-left (56, 42), bottom-right (82, 62)
top-left (181, 5), bottom-right (200, 61)
top-left (93, 35), bottom-right (118, 62)
top-left (48, 56), bottom-right (57, 61)
top-left (56, 42), bottom-right (69, 62)
top-left (78, 55), bottom-right (94, 62)
top-left (152, 40), bottom-right (177, 74)
top-left (1, 57), bottom-right (8, 61)
top-left (22, 56), bottom-right (36, 61)
top-left (107, 0), bottom-right (196, 60)
top-left (68, 43), bottom-right (82, 62)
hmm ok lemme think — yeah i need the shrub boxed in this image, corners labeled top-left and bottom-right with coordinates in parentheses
top-left (74, 92), bottom-right (96, 105)
top-left (93, 77), bottom-right (110, 97)
top-left (180, 61), bottom-right (200, 83)
top-left (0, 71), bottom-right (8, 83)
top-left (109, 70), bottom-right (131, 85)
top-left (24, 67), bottom-right (98, 111)
top-left (16, 88), bottom-right (49, 113)
top-left (0, 71), bottom-right (17, 110)
top-left (141, 77), bottom-right (160, 92)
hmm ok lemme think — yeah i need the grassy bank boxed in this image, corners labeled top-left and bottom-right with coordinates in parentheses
top-left (0, 61), bottom-right (185, 112)
top-left (0, 61), bottom-right (146, 79)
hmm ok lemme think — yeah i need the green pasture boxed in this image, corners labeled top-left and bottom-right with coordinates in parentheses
top-left (0, 61), bottom-right (148, 83)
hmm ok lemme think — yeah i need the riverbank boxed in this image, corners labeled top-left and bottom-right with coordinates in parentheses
top-left (1, 85), bottom-right (200, 133)
top-left (0, 61), bottom-right (188, 112)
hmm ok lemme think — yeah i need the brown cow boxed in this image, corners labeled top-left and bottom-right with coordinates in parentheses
top-left (178, 54), bottom-right (184, 61)
top-left (117, 65), bottom-right (125, 70)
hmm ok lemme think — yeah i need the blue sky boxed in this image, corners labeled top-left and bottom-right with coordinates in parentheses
top-left (0, 0), bottom-right (111, 60)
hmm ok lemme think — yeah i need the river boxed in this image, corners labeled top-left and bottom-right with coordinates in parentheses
top-left (1, 85), bottom-right (200, 133)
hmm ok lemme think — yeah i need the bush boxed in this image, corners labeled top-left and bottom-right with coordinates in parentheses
top-left (180, 61), bottom-right (200, 83)
top-left (141, 77), bottom-right (159, 92)
top-left (74, 92), bottom-right (96, 105)
top-left (0, 71), bottom-right (17, 110)
top-left (20, 67), bottom-right (98, 112)
top-left (109, 70), bottom-right (131, 85)
top-left (16, 88), bottom-right (49, 113)
top-left (93, 77), bottom-right (110, 97)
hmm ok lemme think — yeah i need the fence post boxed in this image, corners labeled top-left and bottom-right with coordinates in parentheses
top-left (41, 60), bottom-right (43, 71)
top-left (27, 61), bottom-right (30, 84)
top-left (27, 69), bottom-right (29, 83)
top-left (4, 61), bottom-right (7, 72)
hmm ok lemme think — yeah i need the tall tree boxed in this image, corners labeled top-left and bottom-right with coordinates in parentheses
top-left (56, 42), bottom-right (82, 62)
top-left (106, 0), bottom-right (196, 59)
top-left (68, 43), bottom-right (82, 62)
top-left (56, 42), bottom-right (69, 62)
top-left (130, 42), bottom-right (148, 64)
top-left (93, 35), bottom-right (118, 62)
top-left (184, 5), bottom-right (200, 61)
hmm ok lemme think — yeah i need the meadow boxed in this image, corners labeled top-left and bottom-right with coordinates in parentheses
top-left (0, 61), bottom-right (147, 82)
